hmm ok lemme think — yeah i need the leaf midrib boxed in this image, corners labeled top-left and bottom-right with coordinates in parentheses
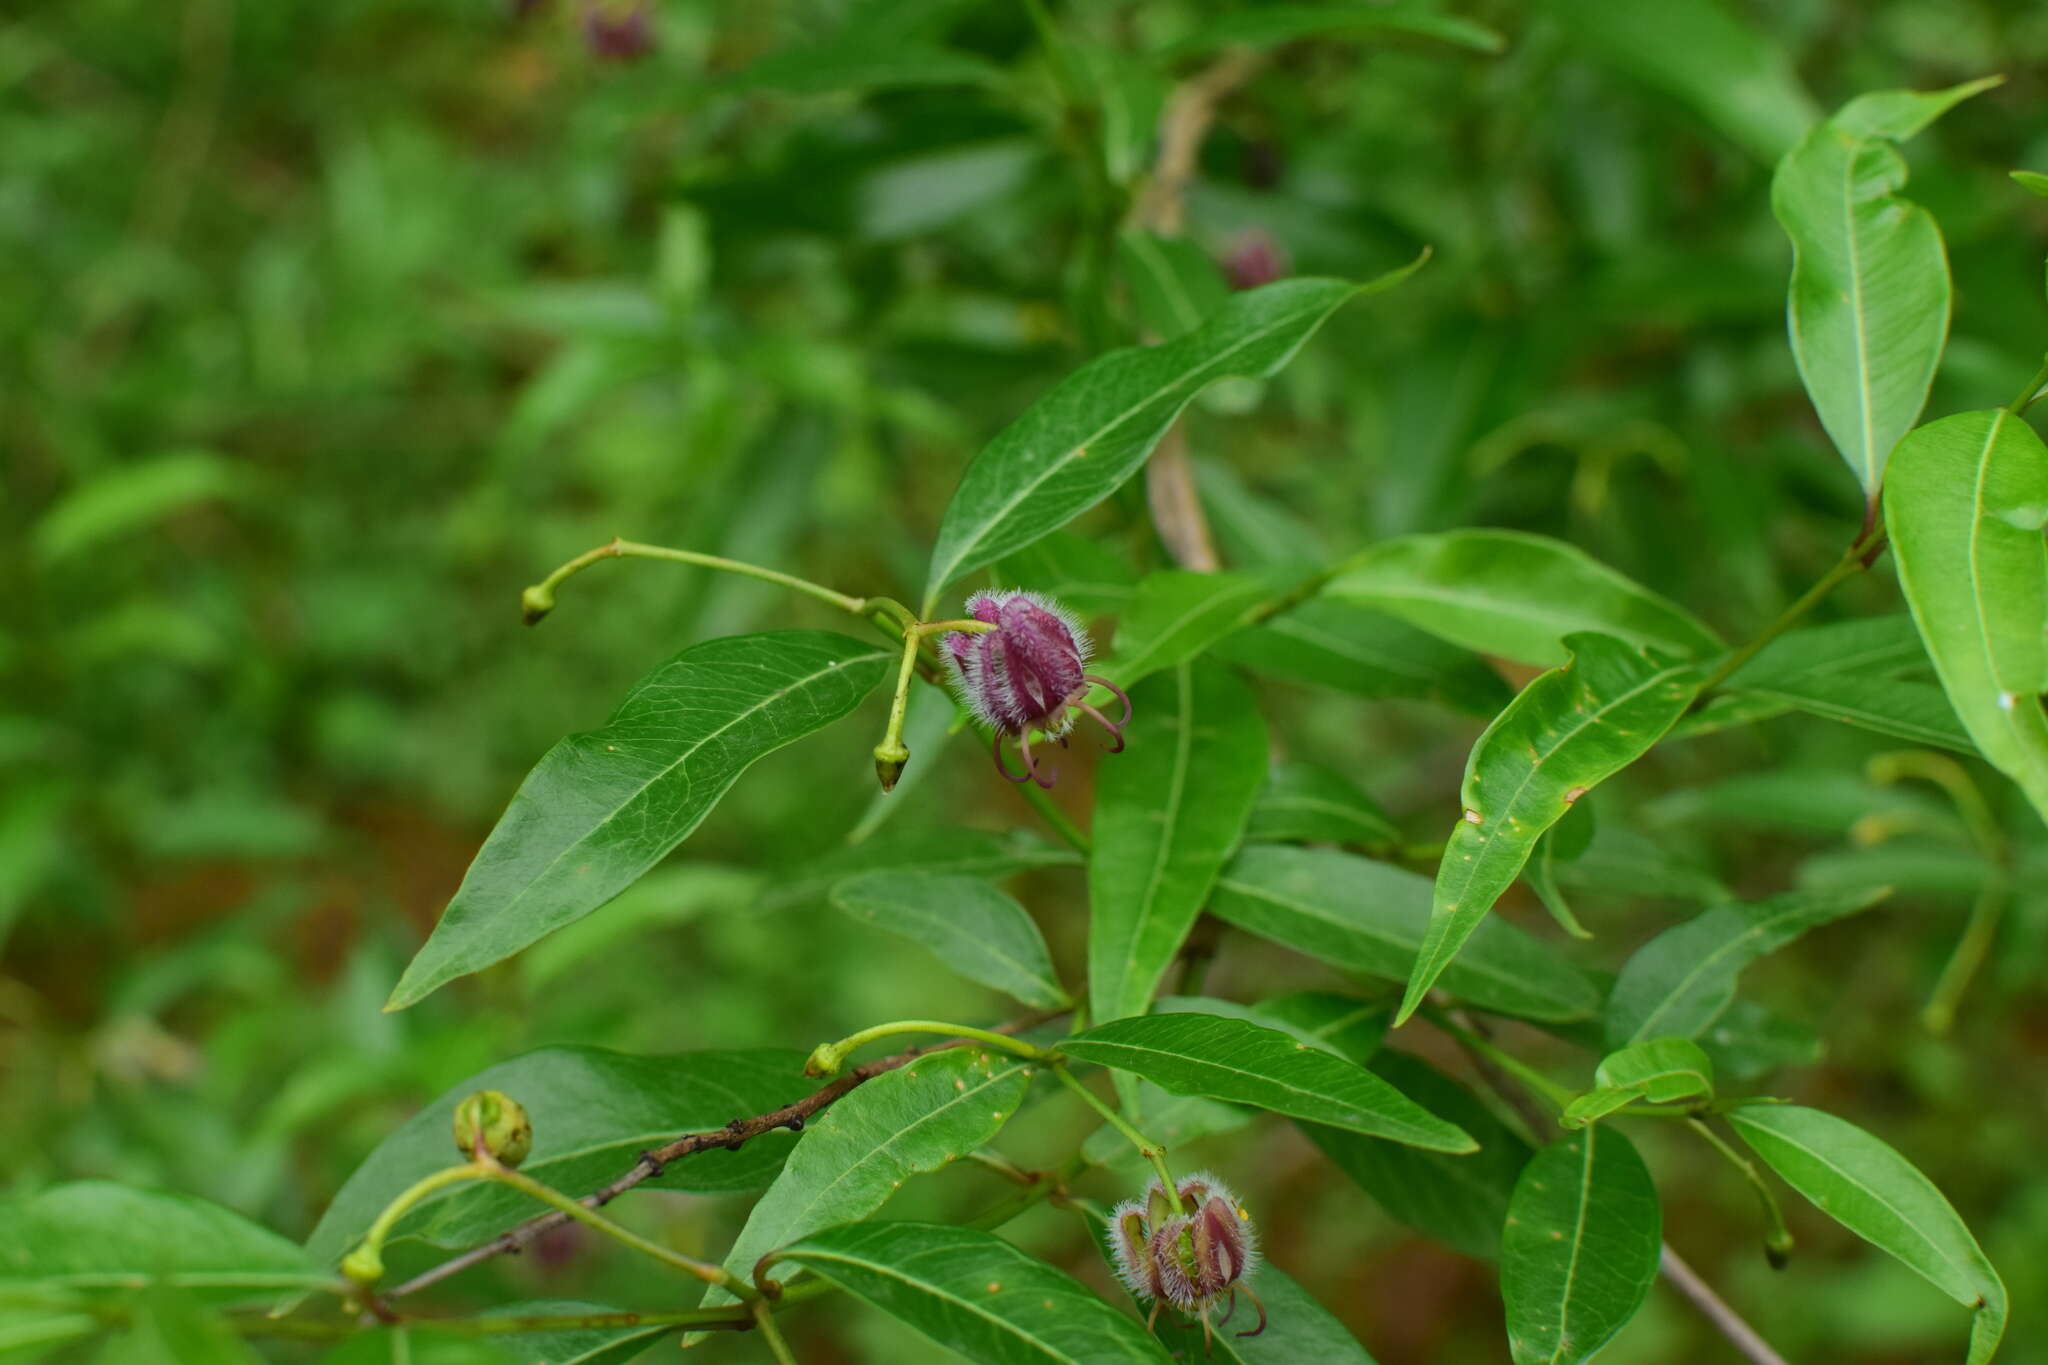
top-left (788, 1247), bottom-right (1098, 1363)
top-left (1546, 1131), bottom-right (1600, 1365)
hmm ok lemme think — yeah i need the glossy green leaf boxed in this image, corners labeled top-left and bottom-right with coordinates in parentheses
top-left (1501, 1128), bottom-right (1662, 1365)
top-left (923, 265), bottom-right (1424, 601)
top-left (388, 631), bottom-right (893, 1008)
top-left (830, 871), bottom-right (1069, 1010)
top-left (1542, 0), bottom-right (1817, 162)
top-left (1088, 662), bottom-right (1268, 1025)
top-left (1243, 762), bottom-right (1401, 851)
top-left (699, 1048), bottom-right (1031, 1317)
top-left (1328, 532), bottom-right (1720, 667)
top-left (1119, 231), bottom-right (1229, 341)
top-left (1060, 1012), bottom-right (1475, 1151)
top-left (1399, 634), bottom-right (1701, 1024)
top-left (1887, 409), bottom-right (2048, 824)
top-left (1560, 1039), bottom-right (1715, 1128)
top-left (0, 1183), bottom-right (316, 1301)
top-left (1605, 887), bottom-right (1890, 1048)
top-left (305, 1048), bottom-right (809, 1266)
top-left (1212, 597), bottom-right (1511, 714)
top-left (762, 828), bottom-right (1080, 913)
top-left (1728, 1106), bottom-right (2006, 1363)
top-left (1302, 1050), bottom-right (1531, 1260)
top-left (1213, 846), bottom-right (1600, 1023)
top-left (1774, 80), bottom-right (1996, 492)
top-left (774, 1222), bottom-right (1170, 1365)
top-left (1154, 1263), bottom-right (1379, 1362)
top-left (1104, 570), bottom-right (1274, 690)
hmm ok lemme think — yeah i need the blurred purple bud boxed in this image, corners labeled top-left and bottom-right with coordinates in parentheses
top-left (1221, 231), bottom-right (1288, 291)
top-left (582, 0), bottom-right (653, 61)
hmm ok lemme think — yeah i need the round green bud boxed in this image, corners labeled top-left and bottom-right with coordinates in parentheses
top-left (453, 1089), bottom-right (533, 1167)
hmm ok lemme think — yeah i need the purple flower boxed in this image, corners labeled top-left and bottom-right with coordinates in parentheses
top-left (940, 590), bottom-right (1129, 789)
top-left (1108, 1172), bottom-right (1266, 1346)
top-left (1221, 230), bottom-right (1288, 291)
top-left (581, 0), bottom-right (653, 61)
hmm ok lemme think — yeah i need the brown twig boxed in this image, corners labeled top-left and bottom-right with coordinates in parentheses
top-left (385, 1012), bottom-right (1061, 1299)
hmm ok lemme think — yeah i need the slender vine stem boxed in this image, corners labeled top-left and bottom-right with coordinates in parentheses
top-left (751, 1301), bottom-right (800, 1364)
top-left (1690, 525), bottom-right (1883, 703)
top-left (805, 1019), bottom-right (1048, 1077)
top-left (1423, 1010), bottom-right (1573, 1114)
top-left (342, 1164), bottom-right (489, 1284)
top-left (1686, 1117), bottom-right (1795, 1264)
top-left (2007, 350), bottom-right (2048, 415)
top-left (1049, 1062), bottom-right (1182, 1213)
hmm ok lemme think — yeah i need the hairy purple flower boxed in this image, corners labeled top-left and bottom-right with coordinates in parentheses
top-left (941, 590), bottom-right (1129, 788)
top-left (1107, 1172), bottom-right (1265, 1347)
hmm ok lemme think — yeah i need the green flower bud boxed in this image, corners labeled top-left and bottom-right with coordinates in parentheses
top-left (453, 1090), bottom-right (533, 1167)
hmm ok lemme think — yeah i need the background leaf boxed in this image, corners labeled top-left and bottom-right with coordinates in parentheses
top-left (1103, 570), bottom-right (1275, 690)
top-left (1242, 762), bottom-right (1401, 851)
top-left (1212, 597), bottom-right (1511, 714)
top-left (0, 1183), bottom-right (316, 1302)
top-left (1153, 1262), bottom-right (1380, 1361)
top-left (762, 829), bottom-right (1080, 913)
top-left (1164, 2), bottom-right (1503, 58)
top-left (830, 871), bottom-right (1069, 1009)
top-left (388, 631), bottom-right (892, 1008)
top-left (1501, 1128), bottom-right (1662, 1365)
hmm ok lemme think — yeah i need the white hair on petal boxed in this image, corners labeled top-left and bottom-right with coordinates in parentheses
top-left (1105, 1199), bottom-right (1157, 1301)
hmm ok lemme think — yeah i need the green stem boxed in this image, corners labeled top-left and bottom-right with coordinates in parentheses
top-left (1049, 1063), bottom-right (1182, 1212)
top-left (1691, 530), bottom-right (1878, 702)
top-left (751, 1301), bottom-right (801, 1364)
top-left (804, 1020), bottom-right (1048, 1077)
top-left (967, 1153), bottom-right (1088, 1230)
top-left (1423, 1011), bottom-right (1573, 1114)
top-left (1924, 875), bottom-right (2009, 1036)
top-left (521, 538), bottom-right (882, 626)
top-left (479, 1160), bottom-right (758, 1300)
top-left (1018, 777), bottom-right (1091, 853)
top-left (871, 629), bottom-right (924, 790)
top-left (343, 1164), bottom-right (489, 1284)
top-left (1687, 1117), bottom-right (1795, 1264)
top-left (2007, 350), bottom-right (2048, 415)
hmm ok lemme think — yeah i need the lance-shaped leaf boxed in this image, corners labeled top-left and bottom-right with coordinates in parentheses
top-left (1605, 886), bottom-right (1887, 1048)
top-left (773, 1222), bottom-right (1170, 1365)
top-left (1560, 1039), bottom-right (1714, 1129)
top-left (1088, 662), bottom-right (1267, 1025)
top-left (306, 1048), bottom-right (809, 1267)
top-left (1397, 634), bottom-right (1701, 1025)
top-left (1103, 570), bottom-right (1275, 691)
top-left (1213, 596), bottom-right (1510, 715)
top-left (1243, 762), bottom-right (1402, 851)
top-left (698, 1049), bottom-right (1031, 1318)
top-left (1502, 1127), bottom-right (1662, 1365)
top-left (1119, 231), bottom-right (1229, 342)
top-left (830, 871), bottom-right (1069, 1010)
top-left (0, 1183), bottom-right (319, 1302)
top-left (1154, 1262), bottom-right (1381, 1362)
top-left (1887, 409), bottom-right (2048, 825)
top-left (388, 631), bottom-right (892, 1009)
top-left (762, 828), bottom-right (1080, 913)
top-left (1060, 1012), bottom-right (1475, 1152)
top-left (1773, 79), bottom-right (1997, 493)
top-left (923, 263), bottom-right (1425, 602)
top-left (1728, 1105), bottom-right (2006, 1364)
top-left (1328, 532), bottom-right (1720, 667)
top-left (1213, 846), bottom-right (1599, 1023)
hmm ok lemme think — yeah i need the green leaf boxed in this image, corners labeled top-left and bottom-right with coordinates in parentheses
top-left (830, 871), bottom-right (1069, 1010)
top-left (726, 0), bottom-right (997, 94)
top-left (1728, 1106), bottom-right (2006, 1363)
top-left (1301, 1050), bottom-right (1531, 1259)
top-left (1501, 1128), bottom-right (1662, 1365)
top-left (1696, 999), bottom-right (1824, 1083)
top-left (1212, 597), bottom-right (1510, 714)
top-left (2012, 169), bottom-right (2048, 198)
top-left (1398, 634), bottom-right (1701, 1024)
top-left (1153, 1263), bottom-right (1379, 1362)
top-left (923, 264), bottom-right (1425, 601)
top-left (762, 828), bottom-right (1080, 913)
top-left (113, 1288), bottom-right (265, 1365)
top-left (1774, 80), bottom-right (1998, 492)
top-left (1735, 614), bottom-right (1937, 681)
top-left (1605, 887), bottom-right (1890, 1048)
top-left (1731, 673), bottom-right (1974, 754)
top-left (699, 1049), bottom-right (1031, 1317)
top-left (1104, 570), bottom-right (1275, 691)
top-left (387, 631), bottom-right (893, 1008)
top-left (997, 531), bottom-right (1139, 615)
top-left (1328, 532), bottom-right (1721, 667)
top-left (1541, 0), bottom-right (1818, 162)
top-left (0, 1183), bottom-right (316, 1301)
top-left (1887, 409), bottom-right (2048, 825)
top-left (33, 451), bottom-right (248, 566)
top-left (305, 1048), bottom-right (808, 1267)
top-left (1561, 1039), bottom-right (1715, 1128)
top-left (773, 1222), bottom-right (1170, 1365)
top-left (1213, 846), bottom-right (1600, 1022)
top-left (1543, 824), bottom-right (1728, 904)
top-left (1164, 2), bottom-right (1503, 57)
top-left (1243, 762), bottom-right (1401, 852)
top-left (1060, 1012), bottom-right (1475, 1151)
top-left (1118, 232), bottom-right (1229, 341)
top-left (1088, 662), bottom-right (1268, 1025)
top-left (321, 1301), bottom-right (669, 1365)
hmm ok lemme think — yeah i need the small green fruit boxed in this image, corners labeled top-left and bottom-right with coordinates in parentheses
top-left (453, 1090), bottom-right (533, 1167)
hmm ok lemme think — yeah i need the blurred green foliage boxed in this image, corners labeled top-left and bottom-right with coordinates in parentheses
top-left (4, 1), bottom-right (2048, 1360)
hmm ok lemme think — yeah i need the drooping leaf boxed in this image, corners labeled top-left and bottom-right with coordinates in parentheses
top-left (305, 1048), bottom-right (809, 1266)
top-left (830, 871), bottom-right (1069, 1009)
top-left (1212, 597), bottom-right (1511, 714)
top-left (699, 1049), bottom-right (1031, 1317)
top-left (1887, 409), bottom-right (2048, 825)
top-left (1728, 1106), bottom-right (2006, 1364)
top-left (923, 265), bottom-right (1425, 602)
top-left (1154, 1263), bottom-right (1380, 1362)
top-left (1605, 887), bottom-right (1890, 1048)
top-left (1301, 1050), bottom-right (1531, 1260)
top-left (388, 632), bottom-right (892, 1008)
top-left (1119, 231), bottom-right (1229, 341)
top-left (773, 1222), bottom-right (1170, 1365)
top-left (1103, 570), bottom-right (1275, 690)
top-left (1541, 0), bottom-right (1818, 162)
top-left (1088, 662), bottom-right (1268, 1025)
top-left (1501, 1128), bottom-right (1662, 1365)
top-left (1773, 80), bottom-right (1998, 493)
top-left (1328, 532), bottom-right (1721, 667)
top-left (1060, 1012), bottom-right (1475, 1151)
top-left (761, 828), bottom-right (1080, 913)
top-left (1212, 846), bottom-right (1600, 1023)
top-left (1165, 2), bottom-right (1501, 57)
top-left (1398, 634), bottom-right (1702, 1024)
top-left (0, 1183), bottom-right (318, 1302)
top-left (1560, 1039), bottom-right (1715, 1128)
top-left (1242, 762), bottom-right (1402, 851)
